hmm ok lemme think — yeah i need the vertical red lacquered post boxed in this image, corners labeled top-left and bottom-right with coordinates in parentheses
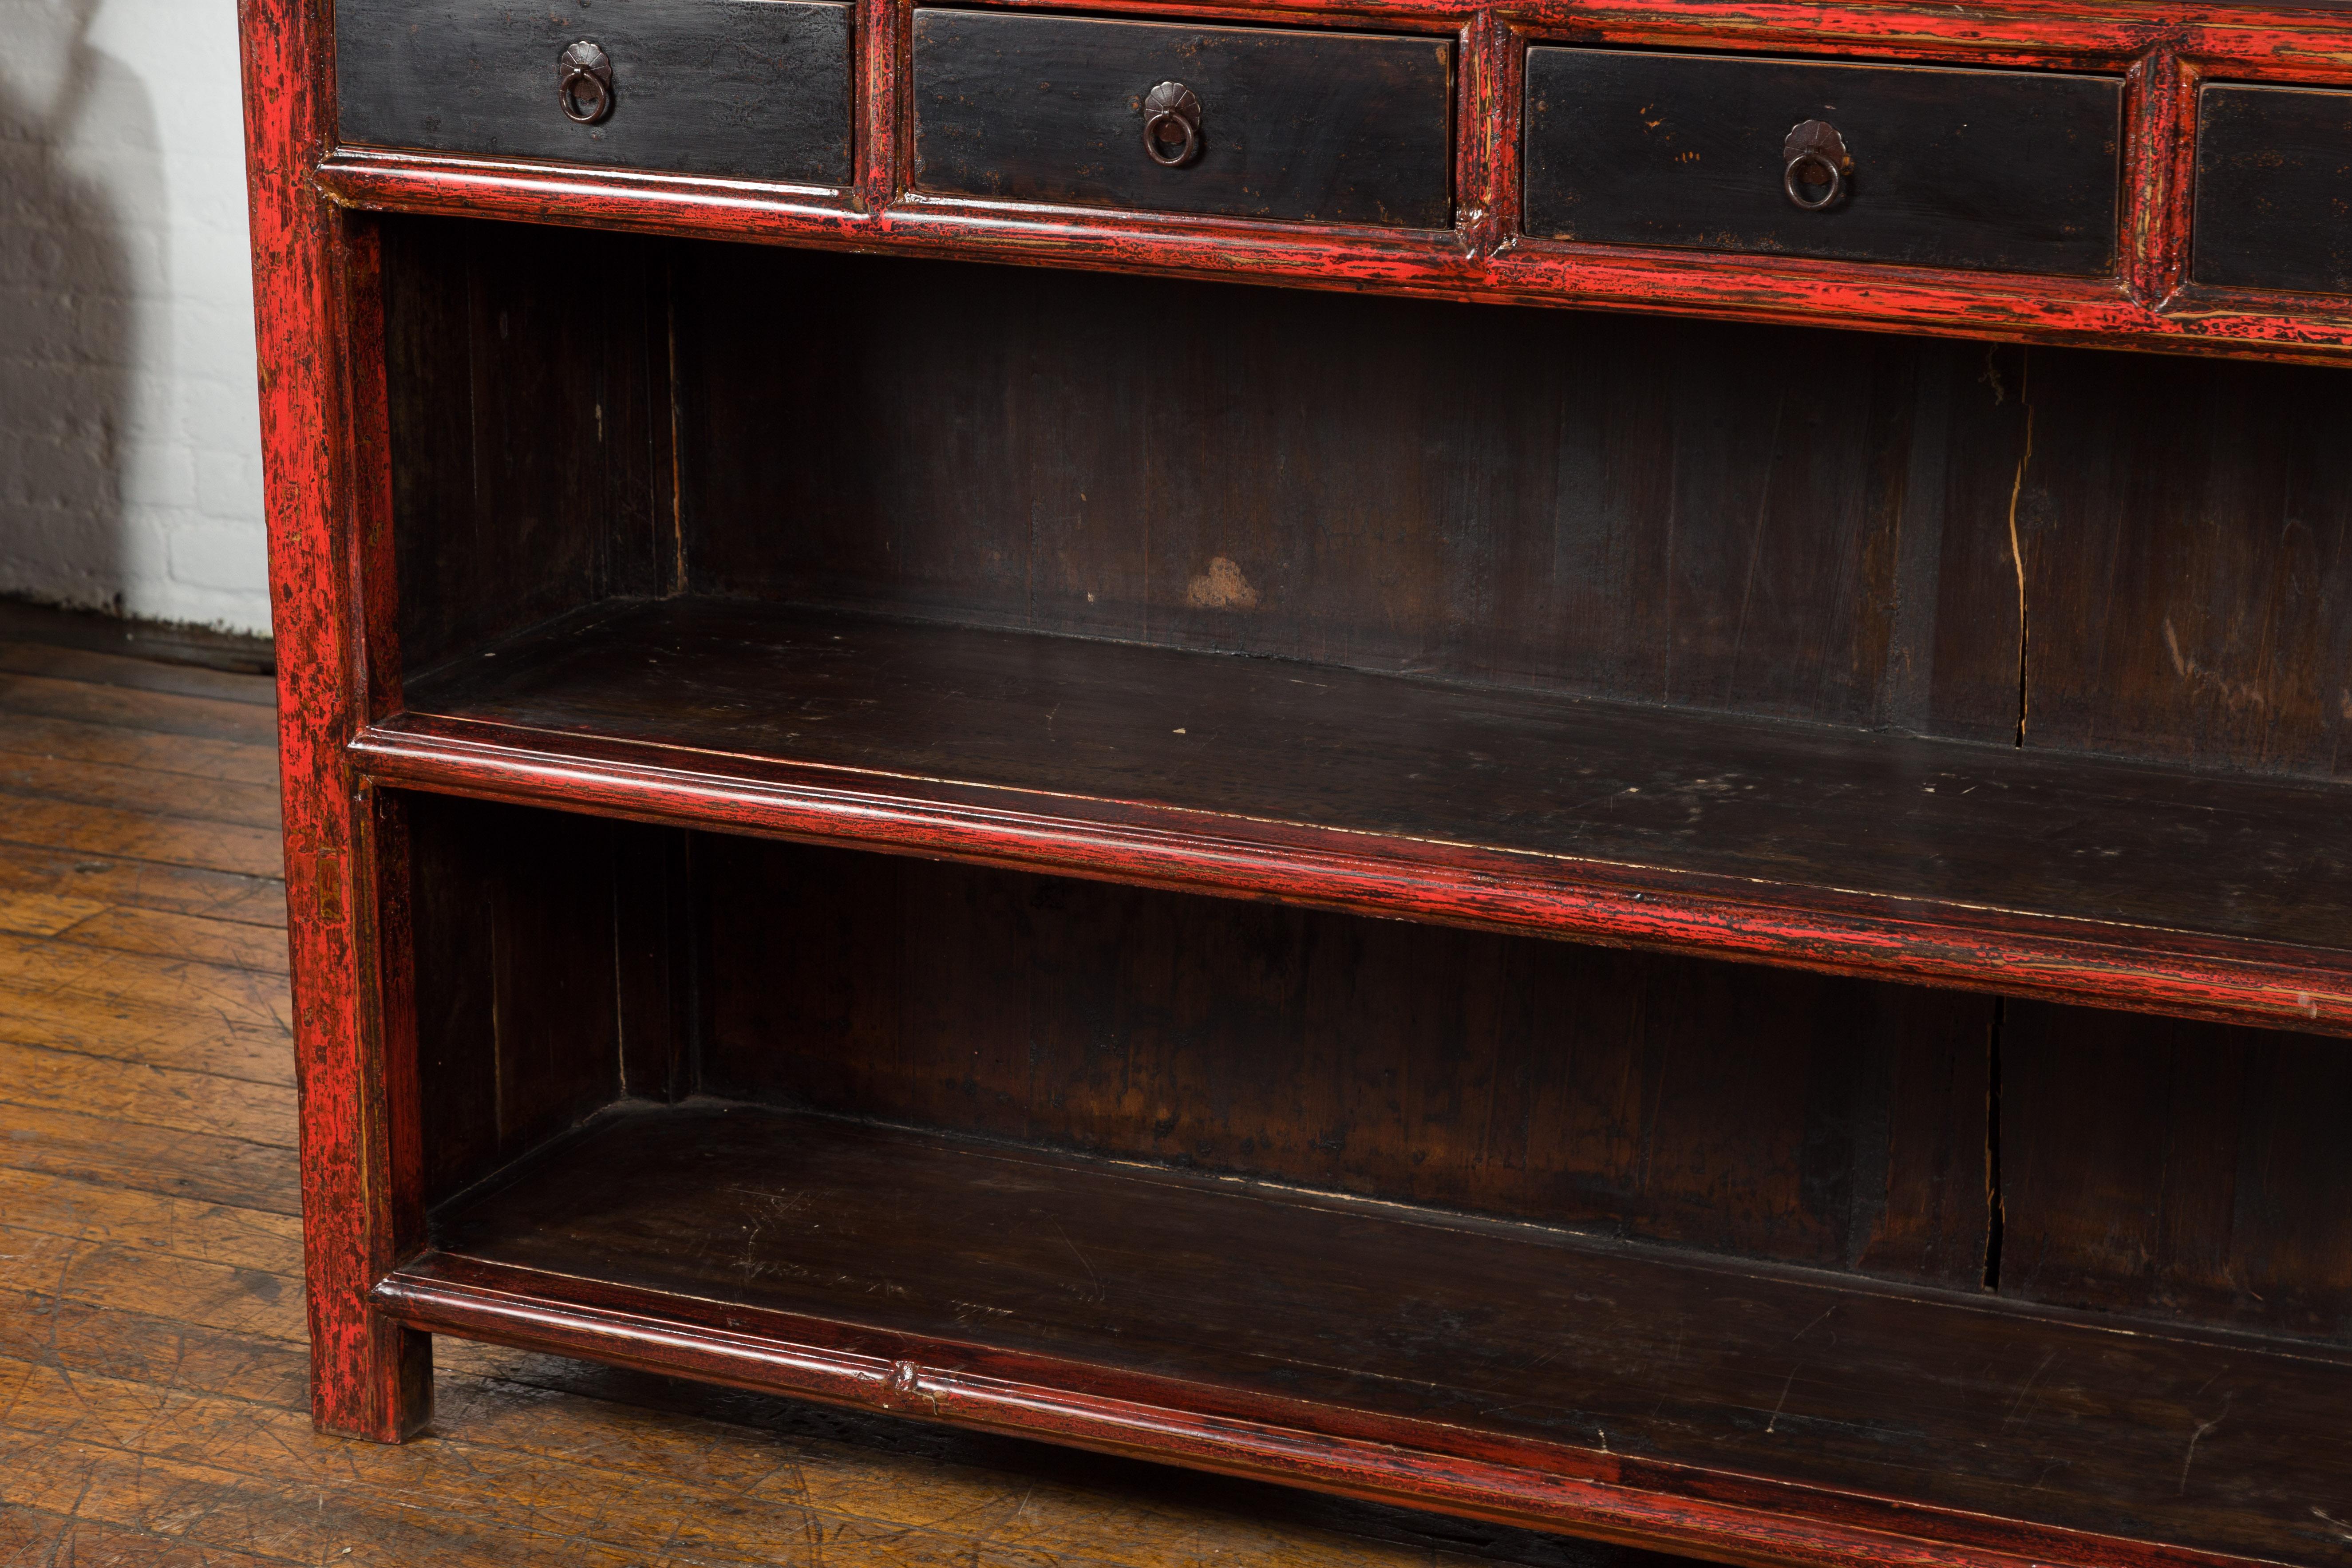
top-left (1454, 9), bottom-right (1494, 256)
top-left (239, 0), bottom-right (431, 1440)
top-left (2119, 47), bottom-right (2192, 308)
top-left (1478, 11), bottom-right (1526, 260)
top-left (860, 0), bottom-right (905, 215)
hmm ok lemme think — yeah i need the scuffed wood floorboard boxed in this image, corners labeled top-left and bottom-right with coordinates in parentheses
top-left (0, 633), bottom-right (1679, 1568)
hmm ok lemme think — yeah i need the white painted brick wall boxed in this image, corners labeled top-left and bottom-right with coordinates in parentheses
top-left (0, 0), bottom-right (271, 636)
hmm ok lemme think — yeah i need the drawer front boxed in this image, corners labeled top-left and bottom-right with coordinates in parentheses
top-left (911, 11), bottom-right (1453, 228)
top-left (1525, 50), bottom-right (2122, 275)
top-left (2195, 84), bottom-right (2352, 294)
top-left (336, 0), bottom-right (853, 185)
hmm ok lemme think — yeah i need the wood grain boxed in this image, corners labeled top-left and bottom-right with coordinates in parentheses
top-left (2004, 344), bottom-right (2352, 776)
top-left (673, 245), bottom-right (1978, 730)
top-left (0, 792), bottom-right (282, 878)
top-left (251, 0), bottom-right (2352, 1551)
top-left (26, 903), bottom-right (294, 973)
top-left (0, 1042), bottom-right (295, 1145)
top-left (0, 748), bottom-right (281, 829)
top-left (382, 598), bottom-right (2352, 1034)
top-left (401, 1102), bottom-right (2352, 1568)
top-left (0, 839), bottom-right (286, 928)
top-left (0, 641), bottom-right (274, 707)
top-left (0, 632), bottom-right (1693, 1568)
top-left (0, 945), bottom-right (294, 1084)
top-left (1999, 1001), bottom-right (2352, 1343)
top-left (405, 793), bottom-right (624, 1205)
top-left (381, 217), bottom-right (667, 679)
top-left (0, 671), bottom-right (277, 747)
top-left (0, 708), bottom-right (278, 786)
top-left (704, 837), bottom-right (1993, 1284)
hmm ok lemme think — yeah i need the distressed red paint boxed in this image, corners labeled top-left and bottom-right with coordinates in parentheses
top-left (241, 0), bottom-right (429, 1441)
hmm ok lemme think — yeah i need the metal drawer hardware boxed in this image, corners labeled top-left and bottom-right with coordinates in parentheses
top-left (1142, 81), bottom-right (1203, 167)
top-left (1783, 119), bottom-right (1851, 210)
top-left (558, 40), bottom-right (616, 125)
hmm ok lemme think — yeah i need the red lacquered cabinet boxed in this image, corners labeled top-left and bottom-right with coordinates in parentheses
top-left (241, 0), bottom-right (2352, 1563)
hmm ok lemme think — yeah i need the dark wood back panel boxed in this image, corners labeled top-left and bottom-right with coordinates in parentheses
top-left (383, 217), bottom-right (669, 679)
top-left (407, 794), bottom-right (625, 1204)
top-left (373, 222), bottom-right (2352, 780)
top-left (2002, 344), bottom-right (2352, 775)
top-left (1998, 1000), bottom-right (2352, 1345)
top-left (678, 244), bottom-right (2031, 735)
top-left (405, 794), bottom-right (697, 1205)
top-left (668, 242), bottom-right (2352, 779)
top-left (399, 788), bottom-right (2352, 1342)
top-left (697, 836), bottom-right (1996, 1287)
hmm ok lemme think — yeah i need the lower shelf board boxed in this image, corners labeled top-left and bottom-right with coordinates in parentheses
top-left (376, 1102), bottom-right (2352, 1568)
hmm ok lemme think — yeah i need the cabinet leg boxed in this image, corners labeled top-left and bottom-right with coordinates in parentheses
top-left (309, 1312), bottom-right (432, 1442)
top-left (293, 792), bottom-right (433, 1442)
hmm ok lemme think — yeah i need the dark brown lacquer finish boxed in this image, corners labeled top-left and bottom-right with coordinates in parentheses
top-left (378, 1102), bottom-right (2352, 1568)
top-left (1524, 51), bottom-right (2124, 274)
top-left (1997, 1003), bottom-right (2352, 1343)
top-left (911, 10), bottom-right (1453, 227)
top-left (696, 839), bottom-right (1998, 1287)
top-left (370, 597), bottom-right (2352, 1034)
top-left (335, 0), bottom-right (854, 184)
top-left (2192, 83), bottom-right (2352, 294)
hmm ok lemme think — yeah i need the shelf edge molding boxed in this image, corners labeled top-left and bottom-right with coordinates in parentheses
top-left (350, 714), bottom-right (2352, 1037)
top-left (376, 1250), bottom-right (2267, 1568)
top-left (319, 150), bottom-right (2352, 367)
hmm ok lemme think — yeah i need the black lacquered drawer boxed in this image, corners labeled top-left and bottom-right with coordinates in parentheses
top-left (336, 0), bottom-right (853, 185)
top-left (2195, 84), bottom-right (2352, 294)
top-left (911, 10), bottom-right (1453, 228)
top-left (1525, 50), bottom-right (2122, 275)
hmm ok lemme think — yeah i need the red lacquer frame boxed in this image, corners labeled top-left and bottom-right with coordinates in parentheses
top-left (308, 0), bottom-right (2352, 359)
top-left (241, 0), bottom-right (2352, 1549)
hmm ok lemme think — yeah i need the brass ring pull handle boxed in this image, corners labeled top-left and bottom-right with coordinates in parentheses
top-left (1142, 81), bottom-right (1203, 167)
top-left (1782, 119), bottom-right (1851, 211)
top-left (558, 40), bottom-right (615, 125)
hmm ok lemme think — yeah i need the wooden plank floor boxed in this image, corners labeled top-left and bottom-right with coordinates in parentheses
top-left (0, 627), bottom-right (1687, 1568)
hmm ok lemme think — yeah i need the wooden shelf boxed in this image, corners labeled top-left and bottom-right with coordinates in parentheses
top-left (358, 597), bottom-right (2352, 1035)
top-left (377, 1100), bottom-right (2352, 1568)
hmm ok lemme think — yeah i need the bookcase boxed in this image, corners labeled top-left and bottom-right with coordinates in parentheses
top-left (242, 1), bottom-right (2352, 1564)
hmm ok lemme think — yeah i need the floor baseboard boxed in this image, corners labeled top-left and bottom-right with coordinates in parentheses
top-left (0, 595), bottom-right (275, 677)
